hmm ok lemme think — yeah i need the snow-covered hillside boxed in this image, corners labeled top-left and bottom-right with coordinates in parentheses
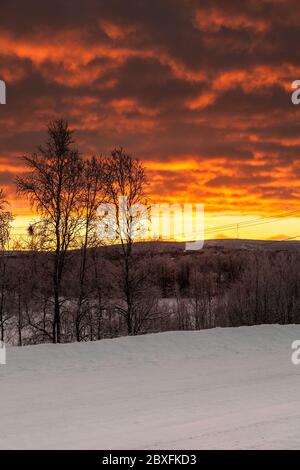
top-left (1, 325), bottom-right (300, 449)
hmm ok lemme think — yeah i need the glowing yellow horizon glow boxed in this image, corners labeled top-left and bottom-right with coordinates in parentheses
top-left (11, 211), bottom-right (300, 243)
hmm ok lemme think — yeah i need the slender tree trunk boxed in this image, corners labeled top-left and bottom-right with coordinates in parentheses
top-left (124, 254), bottom-right (133, 335)
top-left (53, 275), bottom-right (61, 343)
top-left (53, 240), bottom-right (62, 343)
top-left (17, 289), bottom-right (22, 346)
top-left (92, 249), bottom-right (104, 340)
top-left (76, 231), bottom-right (88, 342)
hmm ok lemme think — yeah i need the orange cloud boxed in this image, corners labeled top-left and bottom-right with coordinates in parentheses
top-left (194, 8), bottom-right (269, 33)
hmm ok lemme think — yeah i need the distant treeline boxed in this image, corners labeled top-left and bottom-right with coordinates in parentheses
top-left (2, 245), bottom-right (300, 345)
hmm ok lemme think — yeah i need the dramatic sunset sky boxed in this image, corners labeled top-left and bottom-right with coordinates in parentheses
top-left (1, 0), bottom-right (300, 240)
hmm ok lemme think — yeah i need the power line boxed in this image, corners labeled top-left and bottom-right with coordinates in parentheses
top-left (204, 209), bottom-right (300, 235)
top-left (154, 208), bottom-right (300, 239)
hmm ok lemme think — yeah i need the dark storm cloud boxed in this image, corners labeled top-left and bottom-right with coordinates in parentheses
top-left (0, 0), bottom-right (300, 213)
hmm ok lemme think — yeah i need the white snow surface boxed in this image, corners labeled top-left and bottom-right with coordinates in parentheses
top-left (1, 325), bottom-right (300, 449)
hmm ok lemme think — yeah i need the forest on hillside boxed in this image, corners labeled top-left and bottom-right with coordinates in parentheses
top-left (3, 245), bottom-right (300, 345)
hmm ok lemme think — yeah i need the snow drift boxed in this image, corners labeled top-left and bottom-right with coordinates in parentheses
top-left (1, 325), bottom-right (300, 449)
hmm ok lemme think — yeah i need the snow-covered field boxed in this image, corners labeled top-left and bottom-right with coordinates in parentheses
top-left (1, 325), bottom-right (300, 449)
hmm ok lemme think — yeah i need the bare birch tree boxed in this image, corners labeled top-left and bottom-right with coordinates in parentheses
top-left (104, 148), bottom-right (148, 334)
top-left (0, 189), bottom-right (13, 342)
top-left (75, 156), bottom-right (106, 341)
top-left (16, 119), bottom-right (83, 343)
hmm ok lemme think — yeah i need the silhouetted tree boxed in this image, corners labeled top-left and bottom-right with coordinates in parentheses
top-left (0, 189), bottom-right (13, 342)
top-left (75, 156), bottom-right (106, 341)
top-left (16, 120), bottom-right (84, 343)
top-left (104, 148), bottom-right (149, 334)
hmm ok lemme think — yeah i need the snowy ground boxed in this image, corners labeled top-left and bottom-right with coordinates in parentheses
top-left (1, 325), bottom-right (300, 449)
